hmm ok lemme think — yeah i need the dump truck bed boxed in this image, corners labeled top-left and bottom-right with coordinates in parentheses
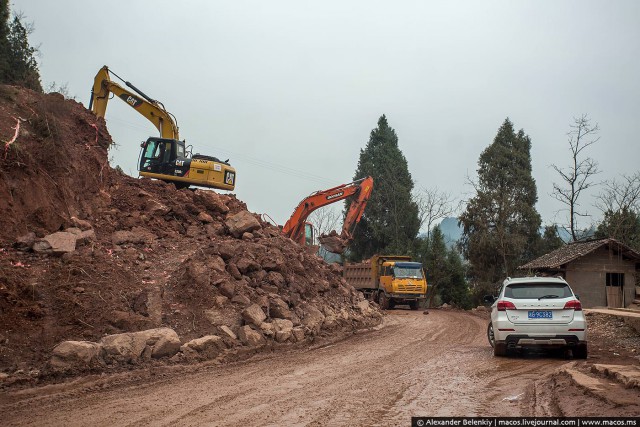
top-left (343, 262), bottom-right (375, 290)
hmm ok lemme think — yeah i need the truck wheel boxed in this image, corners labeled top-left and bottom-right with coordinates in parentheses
top-left (409, 300), bottom-right (420, 310)
top-left (378, 292), bottom-right (389, 310)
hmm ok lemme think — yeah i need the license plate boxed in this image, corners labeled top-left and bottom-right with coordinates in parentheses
top-left (528, 310), bottom-right (552, 319)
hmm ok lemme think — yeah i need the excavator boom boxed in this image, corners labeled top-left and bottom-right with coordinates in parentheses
top-left (282, 176), bottom-right (373, 253)
top-left (90, 66), bottom-right (179, 140)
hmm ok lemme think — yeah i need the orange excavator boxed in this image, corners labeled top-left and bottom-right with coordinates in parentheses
top-left (281, 176), bottom-right (374, 254)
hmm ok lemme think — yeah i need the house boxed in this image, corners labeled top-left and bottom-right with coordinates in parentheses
top-left (519, 238), bottom-right (640, 308)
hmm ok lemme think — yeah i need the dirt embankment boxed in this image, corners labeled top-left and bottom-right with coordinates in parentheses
top-left (0, 85), bottom-right (381, 388)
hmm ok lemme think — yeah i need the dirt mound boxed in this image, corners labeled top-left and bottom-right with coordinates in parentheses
top-left (0, 85), bottom-right (381, 387)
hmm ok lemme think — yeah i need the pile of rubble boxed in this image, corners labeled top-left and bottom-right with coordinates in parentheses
top-left (0, 85), bottom-right (381, 385)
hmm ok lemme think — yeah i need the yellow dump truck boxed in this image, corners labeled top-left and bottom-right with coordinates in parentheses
top-left (343, 255), bottom-right (428, 310)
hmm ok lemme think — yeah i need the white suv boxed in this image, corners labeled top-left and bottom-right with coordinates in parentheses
top-left (486, 277), bottom-right (587, 358)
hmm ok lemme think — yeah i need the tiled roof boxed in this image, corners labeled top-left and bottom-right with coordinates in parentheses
top-left (519, 238), bottom-right (640, 270)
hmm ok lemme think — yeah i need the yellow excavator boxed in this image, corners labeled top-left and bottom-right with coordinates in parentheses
top-left (89, 65), bottom-right (236, 190)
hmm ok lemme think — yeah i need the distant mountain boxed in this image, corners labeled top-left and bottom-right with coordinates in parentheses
top-left (438, 217), bottom-right (463, 248)
top-left (435, 217), bottom-right (595, 248)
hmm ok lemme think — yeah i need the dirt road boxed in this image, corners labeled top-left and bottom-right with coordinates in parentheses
top-left (1, 310), bottom-right (637, 426)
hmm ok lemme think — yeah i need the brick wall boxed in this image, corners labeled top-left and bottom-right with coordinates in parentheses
top-left (564, 247), bottom-right (636, 308)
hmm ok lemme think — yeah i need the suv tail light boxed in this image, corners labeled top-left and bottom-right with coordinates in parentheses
top-left (497, 300), bottom-right (516, 311)
top-left (563, 300), bottom-right (582, 311)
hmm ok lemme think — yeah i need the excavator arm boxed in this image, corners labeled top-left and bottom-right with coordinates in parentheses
top-left (89, 65), bottom-right (179, 140)
top-left (282, 176), bottom-right (373, 253)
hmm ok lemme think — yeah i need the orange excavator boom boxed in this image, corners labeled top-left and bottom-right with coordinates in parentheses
top-left (282, 176), bottom-right (374, 252)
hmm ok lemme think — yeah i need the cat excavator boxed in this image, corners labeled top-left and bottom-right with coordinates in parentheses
top-left (282, 176), bottom-right (374, 254)
top-left (89, 66), bottom-right (236, 191)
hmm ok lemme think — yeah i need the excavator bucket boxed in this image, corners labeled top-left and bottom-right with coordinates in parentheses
top-left (318, 231), bottom-right (349, 254)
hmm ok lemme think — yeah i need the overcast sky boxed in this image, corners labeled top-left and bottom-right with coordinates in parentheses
top-left (12, 0), bottom-right (640, 231)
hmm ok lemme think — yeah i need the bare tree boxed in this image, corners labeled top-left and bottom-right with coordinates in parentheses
top-left (551, 114), bottom-right (601, 241)
top-left (594, 172), bottom-right (640, 242)
top-left (307, 204), bottom-right (343, 240)
top-left (595, 172), bottom-right (640, 214)
top-left (414, 187), bottom-right (457, 240)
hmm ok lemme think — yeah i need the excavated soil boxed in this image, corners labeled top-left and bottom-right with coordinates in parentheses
top-left (0, 85), bottom-right (381, 387)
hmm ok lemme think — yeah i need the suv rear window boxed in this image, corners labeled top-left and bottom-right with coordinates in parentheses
top-left (504, 283), bottom-right (572, 299)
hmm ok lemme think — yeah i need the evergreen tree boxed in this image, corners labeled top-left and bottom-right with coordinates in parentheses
top-left (0, 2), bottom-right (42, 91)
top-left (0, 0), bottom-right (10, 82)
top-left (459, 118), bottom-right (542, 291)
top-left (441, 248), bottom-right (471, 309)
top-left (348, 115), bottom-right (420, 259)
top-left (539, 225), bottom-right (564, 254)
top-left (418, 226), bottom-right (470, 308)
top-left (595, 208), bottom-right (640, 251)
top-left (420, 226), bottom-right (448, 306)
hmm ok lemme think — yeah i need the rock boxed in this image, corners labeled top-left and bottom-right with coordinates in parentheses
top-left (70, 216), bottom-right (93, 231)
top-left (204, 308), bottom-right (243, 328)
top-left (213, 295), bottom-right (229, 307)
top-left (100, 328), bottom-right (180, 363)
top-left (205, 223), bottom-right (225, 237)
top-left (357, 300), bottom-right (372, 314)
top-left (108, 310), bottom-right (152, 331)
top-left (194, 189), bottom-right (230, 214)
top-left (145, 199), bottom-right (171, 215)
top-left (241, 232), bottom-right (254, 241)
top-left (32, 239), bottom-right (52, 254)
top-left (186, 261), bottom-right (210, 287)
top-left (301, 305), bottom-right (325, 334)
top-left (50, 341), bottom-right (102, 371)
top-left (76, 229), bottom-right (96, 246)
top-left (112, 228), bottom-right (155, 245)
top-left (441, 303), bottom-right (451, 309)
top-left (242, 304), bottom-right (267, 326)
top-left (272, 318), bottom-right (294, 332)
top-left (266, 271), bottom-right (285, 287)
top-left (208, 255), bottom-right (226, 273)
top-left (231, 294), bottom-right (251, 306)
top-left (14, 232), bottom-right (36, 251)
top-left (64, 227), bottom-right (83, 236)
top-left (238, 325), bottom-right (265, 346)
top-left (44, 231), bottom-right (77, 255)
top-left (270, 298), bottom-right (293, 320)
top-left (261, 252), bottom-right (285, 271)
top-left (236, 257), bottom-right (260, 274)
top-left (217, 241), bottom-right (239, 260)
top-left (227, 263), bottom-right (242, 280)
top-left (292, 327), bottom-right (305, 342)
top-left (219, 325), bottom-right (237, 340)
top-left (197, 212), bottom-right (214, 223)
top-left (225, 211), bottom-right (261, 238)
top-left (261, 284), bottom-right (279, 294)
top-left (180, 335), bottom-right (225, 358)
top-left (218, 281), bottom-right (236, 299)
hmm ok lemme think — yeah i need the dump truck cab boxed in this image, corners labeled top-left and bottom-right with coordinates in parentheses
top-left (374, 255), bottom-right (427, 309)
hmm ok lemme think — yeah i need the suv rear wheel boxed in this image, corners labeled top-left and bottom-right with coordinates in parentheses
top-left (574, 343), bottom-right (588, 359)
top-left (494, 342), bottom-right (507, 357)
top-left (487, 323), bottom-right (496, 348)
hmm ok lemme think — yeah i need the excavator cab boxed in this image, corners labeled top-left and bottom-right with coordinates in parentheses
top-left (304, 222), bottom-right (314, 246)
top-left (139, 137), bottom-right (185, 177)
